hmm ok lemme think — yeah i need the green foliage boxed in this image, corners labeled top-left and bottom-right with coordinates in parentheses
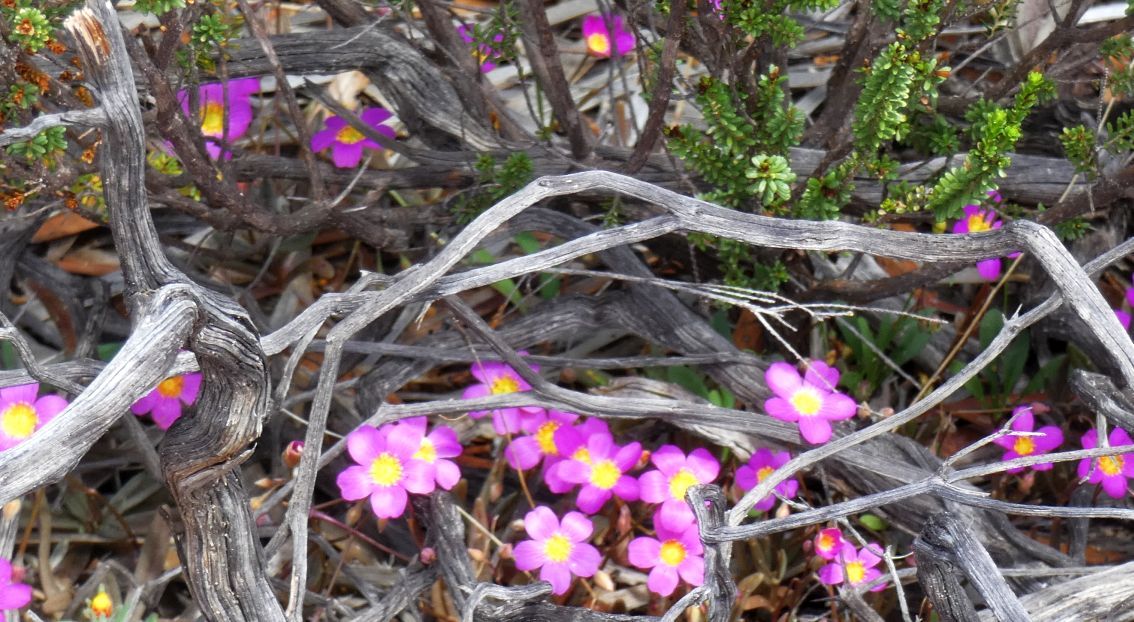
top-left (6, 126), bottom-right (67, 162)
top-left (192, 12), bottom-right (241, 47)
top-left (7, 7), bottom-right (52, 52)
top-left (927, 72), bottom-right (1053, 221)
top-left (723, 0), bottom-right (839, 46)
top-left (133, 0), bottom-right (187, 15)
top-left (455, 152), bottom-right (533, 223)
top-left (746, 154), bottom-right (795, 207)
top-left (717, 240), bottom-right (791, 291)
top-left (2, 83), bottom-right (39, 116)
top-left (668, 71), bottom-right (802, 210)
top-left (797, 160), bottom-right (856, 220)
top-left (1054, 217), bottom-right (1090, 241)
top-left (837, 311), bottom-right (934, 400)
top-left (1105, 109), bottom-right (1134, 153)
top-left (853, 41), bottom-right (946, 154)
top-left (904, 113), bottom-right (960, 156)
top-left (1060, 125), bottom-right (1097, 174)
top-left (963, 308), bottom-right (1032, 402)
top-left (899, 0), bottom-right (944, 42)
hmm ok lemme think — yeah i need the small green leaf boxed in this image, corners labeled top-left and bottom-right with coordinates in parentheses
top-left (859, 513), bottom-right (887, 531)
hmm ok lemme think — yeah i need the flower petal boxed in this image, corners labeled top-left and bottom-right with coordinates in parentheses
top-left (559, 511), bottom-right (594, 542)
top-left (568, 542), bottom-right (601, 577)
top-left (686, 447), bottom-right (720, 482)
top-left (628, 536), bottom-right (661, 568)
top-left (976, 257), bottom-right (1002, 281)
top-left (0, 582), bottom-right (32, 610)
top-left (369, 486), bottom-right (408, 519)
top-left (347, 426), bottom-right (386, 465)
top-left (151, 399), bottom-right (183, 430)
top-left (180, 373), bottom-right (203, 405)
top-left (402, 460), bottom-right (436, 494)
top-left (647, 565), bottom-right (679, 597)
top-left (33, 394), bottom-right (69, 424)
top-left (540, 562), bottom-right (572, 595)
top-left (336, 465), bottom-right (374, 501)
top-left (331, 142), bottom-right (365, 168)
top-left (764, 362), bottom-right (802, 397)
top-left (506, 437), bottom-right (544, 470)
top-left (650, 445), bottom-right (685, 474)
top-left (638, 470), bottom-right (668, 504)
top-left (764, 397), bottom-right (799, 422)
top-left (798, 416), bottom-right (833, 444)
top-left (677, 555), bottom-right (705, 587)
top-left (803, 361), bottom-right (840, 391)
top-left (575, 485), bottom-right (611, 513)
top-left (524, 506), bottom-right (560, 540)
top-left (513, 540), bottom-right (545, 571)
top-left (818, 392), bottom-right (857, 421)
top-left (435, 460), bottom-right (461, 490)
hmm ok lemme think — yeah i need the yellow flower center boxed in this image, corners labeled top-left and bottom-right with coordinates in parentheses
top-left (817, 533), bottom-right (835, 551)
top-left (756, 466), bottom-right (775, 482)
top-left (668, 468), bottom-right (700, 501)
top-left (369, 452), bottom-right (404, 486)
top-left (1, 402), bottom-right (38, 439)
top-left (1013, 436), bottom-right (1036, 456)
top-left (200, 101), bottom-right (225, 136)
top-left (544, 534), bottom-right (573, 562)
top-left (789, 387), bottom-right (823, 416)
top-left (536, 421), bottom-right (561, 455)
top-left (413, 438), bottom-right (437, 463)
top-left (335, 125), bottom-right (365, 145)
top-left (490, 375), bottom-right (520, 395)
top-left (1099, 455), bottom-right (1125, 476)
top-left (586, 33), bottom-right (611, 56)
top-left (967, 214), bottom-right (993, 233)
top-left (157, 376), bottom-right (184, 398)
top-left (473, 49), bottom-right (489, 64)
top-left (90, 590), bottom-right (113, 617)
top-left (590, 459), bottom-right (621, 490)
top-left (659, 540), bottom-right (687, 566)
top-left (846, 561), bottom-right (866, 584)
top-left (572, 447), bottom-right (591, 464)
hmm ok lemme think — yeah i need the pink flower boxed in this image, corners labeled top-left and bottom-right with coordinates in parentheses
top-left (1077, 427), bottom-right (1134, 499)
top-left (392, 417), bottom-right (463, 490)
top-left (763, 361), bottom-right (856, 444)
top-left (547, 431), bottom-right (641, 513)
top-left (818, 543), bottom-right (887, 591)
top-left (639, 445), bottom-right (720, 531)
top-left (991, 406), bottom-right (1063, 473)
top-left (581, 14), bottom-right (635, 58)
top-left (542, 418), bottom-right (609, 493)
top-left (813, 528), bottom-right (845, 561)
top-left (627, 523), bottom-right (704, 597)
top-left (457, 24), bottom-right (506, 72)
top-left (131, 373), bottom-right (202, 430)
top-left (336, 424), bottom-right (435, 519)
top-left (951, 192), bottom-right (1020, 281)
top-left (505, 410), bottom-right (579, 471)
top-left (461, 358), bottom-right (545, 435)
top-left (513, 506), bottom-right (601, 595)
top-left (0, 558), bottom-right (31, 611)
top-left (177, 77), bottom-right (260, 160)
top-left (0, 383), bottom-right (68, 451)
top-left (311, 108), bottom-right (396, 168)
top-left (734, 448), bottom-right (799, 512)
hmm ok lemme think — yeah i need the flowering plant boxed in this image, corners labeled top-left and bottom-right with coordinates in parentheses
top-left (0, 383), bottom-right (68, 451)
top-left (462, 358), bottom-right (546, 435)
top-left (734, 448), bottom-right (799, 511)
top-left (336, 423), bottom-right (437, 519)
top-left (547, 431), bottom-right (641, 513)
top-left (311, 108), bottom-right (397, 168)
top-left (817, 542), bottom-right (887, 591)
top-left (131, 373), bottom-right (202, 430)
top-left (1078, 427), bottom-right (1134, 499)
top-left (177, 77), bottom-right (260, 160)
top-left (627, 523), bottom-right (705, 596)
top-left (0, 558), bottom-right (31, 611)
top-left (639, 445), bottom-right (720, 531)
top-left (764, 360), bottom-right (856, 444)
top-left (581, 14), bottom-right (635, 58)
top-left (513, 506), bottom-right (601, 595)
top-left (992, 405), bottom-right (1063, 473)
top-left (457, 24), bottom-right (506, 72)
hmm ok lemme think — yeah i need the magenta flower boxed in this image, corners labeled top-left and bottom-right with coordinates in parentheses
top-left (461, 358), bottom-right (545, 435)
top-left (764, 361), bottom-right (856, 445)
top-left (818, 543), bottom-right (887, 591)
top-left (513, 506), bottom-right (601, 595)
top-left (177, 77), bottom-right (260, 160)
top-left (581, 14), bottom-right (635, 58)
top-left (1077, 427), bottom-right (1134, 499)
top-left (627, 523), bottom-right (705, 597)
top-left (991, 406), bottom-right (1063, 473)
top-left (336, 424), bottom-right (435, 519)
top-left (639, 445), bottom-right (720, 531)
top-left (392, 417), bottom-right (463, 490)
top-left (311, 108), bottom-right (396, 169)
top-left (813, 528), bottom-right (845, 561)
top-left (543, 418), bottom-right (609, 493)
top-left (734, 448), bottom-right (800, 512)
top-left (548, 432), bottom-right (641, 513)
top-left (457, 24), bottom-right (506, 72)
top-left (131, 372), bottom-right (202, 430)
top-left (0, 383), bottom-right (68, 451)
top-left (505, 409), bottom-right (579, 471)
top-left (0, 559), bottom-right (31, 611)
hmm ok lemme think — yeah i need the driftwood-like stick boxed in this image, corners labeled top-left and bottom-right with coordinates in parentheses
top-left (915, 513), bottom-right (1029, 622)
